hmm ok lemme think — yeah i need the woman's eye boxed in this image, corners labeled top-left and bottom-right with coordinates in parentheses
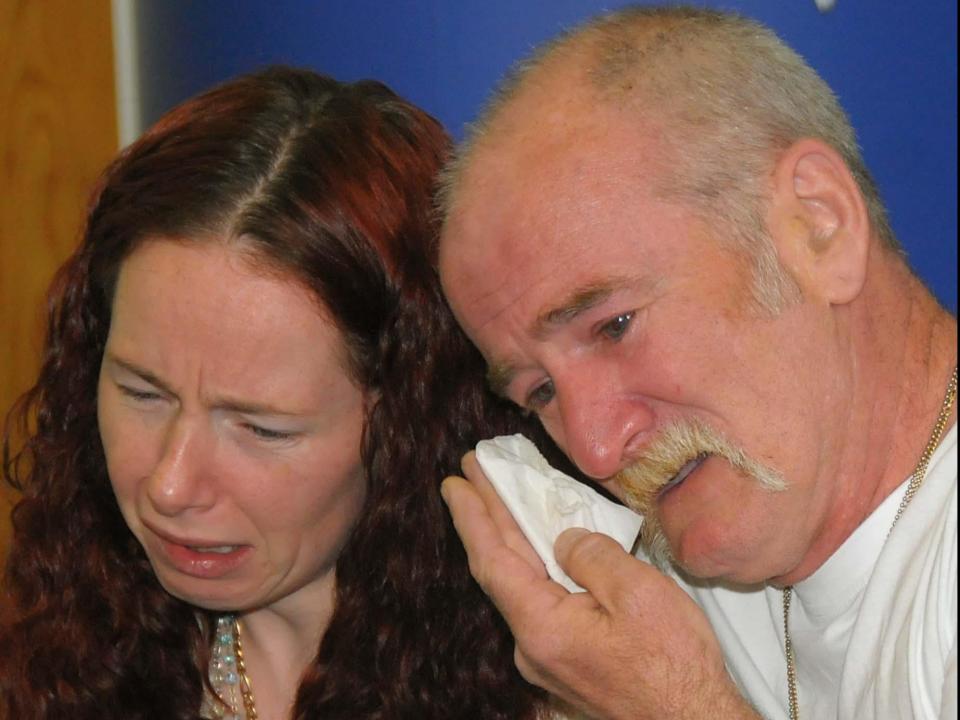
top-left (525, 380), bottom-right (555, 411)
top-left (244, 424), bottom-right (297, 442)
top-left (118, 385), bottom-right (163, 402)
top-left (599, 311), bottom-right (634, 341)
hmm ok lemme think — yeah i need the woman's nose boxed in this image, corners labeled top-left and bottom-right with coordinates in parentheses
top-left (146, 415), bottom-right (215, 517)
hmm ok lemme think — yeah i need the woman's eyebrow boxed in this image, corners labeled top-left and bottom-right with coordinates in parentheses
top-left (106, 353), bottom-right (297, 416)
top-left (105, 353), bottom-right (175, 395)
top-left (210, 397), bottom-right (300, 416)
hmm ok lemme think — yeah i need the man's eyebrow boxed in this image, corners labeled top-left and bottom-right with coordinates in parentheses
top-left (532, 280), bottom-right (628, 339)
top-left (486, 362), bottom-right (515, 399)
top-left (484, 278), bottom-right (636, 399)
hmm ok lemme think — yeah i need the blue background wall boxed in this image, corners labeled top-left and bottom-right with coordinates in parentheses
top-left (135, 1), bottom-right (957, 312)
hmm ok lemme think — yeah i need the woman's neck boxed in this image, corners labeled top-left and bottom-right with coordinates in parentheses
top-left (231, 572), bottom-right (337, 720)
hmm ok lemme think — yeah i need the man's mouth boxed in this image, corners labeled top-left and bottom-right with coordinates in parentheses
top-left (658, 453), bottom-right (708, 497)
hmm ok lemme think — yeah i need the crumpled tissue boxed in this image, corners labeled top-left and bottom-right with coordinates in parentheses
top-left (474, 433), bottom-right (643, 593)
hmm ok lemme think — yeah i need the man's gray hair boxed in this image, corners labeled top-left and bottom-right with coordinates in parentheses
top-left (439, 5), bottom-right (897, 312)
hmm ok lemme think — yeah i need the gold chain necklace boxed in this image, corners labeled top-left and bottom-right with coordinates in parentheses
top-left (781, 366), bottom-right (957, 720)
top-left (232, 616), bottom-right (259, 720)
top-left (207, 615), bottom-right (259, 719)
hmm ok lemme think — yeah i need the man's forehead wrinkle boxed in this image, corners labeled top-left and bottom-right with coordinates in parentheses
top-left (446, 200), bottom-right (596, 336)
top-left (467, 258), bottom-right (570, 335)
top-left (441, 67), bottom-right (670, 358)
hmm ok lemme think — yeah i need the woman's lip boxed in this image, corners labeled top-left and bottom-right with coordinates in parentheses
top-left (143, 522), bottom-right (251, 579)
top-left (157, 539), bottom-right (252, 578)
top-left (142, 521), bottom-right (242, 550)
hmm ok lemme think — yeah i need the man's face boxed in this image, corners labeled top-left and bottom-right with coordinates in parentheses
top-left (440, 109), bottom-right (850, 585)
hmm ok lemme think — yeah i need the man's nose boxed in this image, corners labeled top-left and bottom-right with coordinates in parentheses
top-left (551, 376), bottom-right (654, 480)
top-left (146, 416), bottom-right (215, 517)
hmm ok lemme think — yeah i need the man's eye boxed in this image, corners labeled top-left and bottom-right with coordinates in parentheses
top-left (525, 380), bottom-right (555, 411)
top-left (599, 311), bottom-right (635, 341)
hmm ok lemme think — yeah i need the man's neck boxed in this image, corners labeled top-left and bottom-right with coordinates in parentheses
top-left (783, 259), bottom-right (956, 586)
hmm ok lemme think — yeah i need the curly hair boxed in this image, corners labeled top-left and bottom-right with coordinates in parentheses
top-left (1, 67), bottom-right (555, 719)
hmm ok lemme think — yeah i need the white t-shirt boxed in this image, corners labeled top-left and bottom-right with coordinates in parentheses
top-left (673, 425), bottom-right (957, 719)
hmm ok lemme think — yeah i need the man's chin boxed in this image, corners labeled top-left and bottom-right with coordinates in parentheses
top-left (638, 512), bottom-right (736, 580)
top-left (636, 516), bottom-right (674, 571)
top-left (649, 535), bottom-right (772, 588)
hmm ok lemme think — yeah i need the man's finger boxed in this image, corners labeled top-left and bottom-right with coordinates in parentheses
top-left (554, 527), bottom-right (661, 613)
top-left (441, 474), bottom-right (566, 621)
top-left (459, 451), bottom-right (546, 573)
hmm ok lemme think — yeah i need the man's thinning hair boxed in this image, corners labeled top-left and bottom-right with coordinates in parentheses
top-left (440, 5), bottom-right (897, 312)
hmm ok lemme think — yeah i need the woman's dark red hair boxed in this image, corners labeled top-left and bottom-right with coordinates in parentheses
top-left (0, 67), bottom-right (555, 719)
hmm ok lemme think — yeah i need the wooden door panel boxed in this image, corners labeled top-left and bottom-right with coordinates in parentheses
top-left (0, 0), bottom-right (117, 560)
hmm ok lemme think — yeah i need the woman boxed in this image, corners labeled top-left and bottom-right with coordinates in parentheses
top-left (0, 67), bottom-right (559, 719)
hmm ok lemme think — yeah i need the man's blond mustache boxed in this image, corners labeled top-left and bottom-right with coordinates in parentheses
top-left (614, 419), bottom-right (786, 568)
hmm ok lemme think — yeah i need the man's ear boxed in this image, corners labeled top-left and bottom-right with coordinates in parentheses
top-left (766, 138), bottom-right (870, 305)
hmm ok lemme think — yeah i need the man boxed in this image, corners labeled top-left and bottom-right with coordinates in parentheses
top-left (437, 6), bottom-right (957, 720)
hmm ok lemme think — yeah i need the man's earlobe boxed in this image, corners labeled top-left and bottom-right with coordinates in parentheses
top-left (768, 138), bottom-right (870, 305)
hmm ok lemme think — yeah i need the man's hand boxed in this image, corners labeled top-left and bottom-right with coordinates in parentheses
top-left (441, 452), bottom-right (760, 720)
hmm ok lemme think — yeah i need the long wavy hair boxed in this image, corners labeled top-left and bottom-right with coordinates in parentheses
top-left (1, 67), bottom-right (553, 719)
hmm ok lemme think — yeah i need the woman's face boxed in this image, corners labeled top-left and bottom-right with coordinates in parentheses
top-left (97, 238), bottom-right (367, 614)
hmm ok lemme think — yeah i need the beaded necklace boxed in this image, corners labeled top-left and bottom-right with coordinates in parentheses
top-left (204, 615), bottom-right (259, 719)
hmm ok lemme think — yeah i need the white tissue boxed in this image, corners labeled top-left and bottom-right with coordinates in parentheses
top-left (474, 434), bottom-right (643, 593)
